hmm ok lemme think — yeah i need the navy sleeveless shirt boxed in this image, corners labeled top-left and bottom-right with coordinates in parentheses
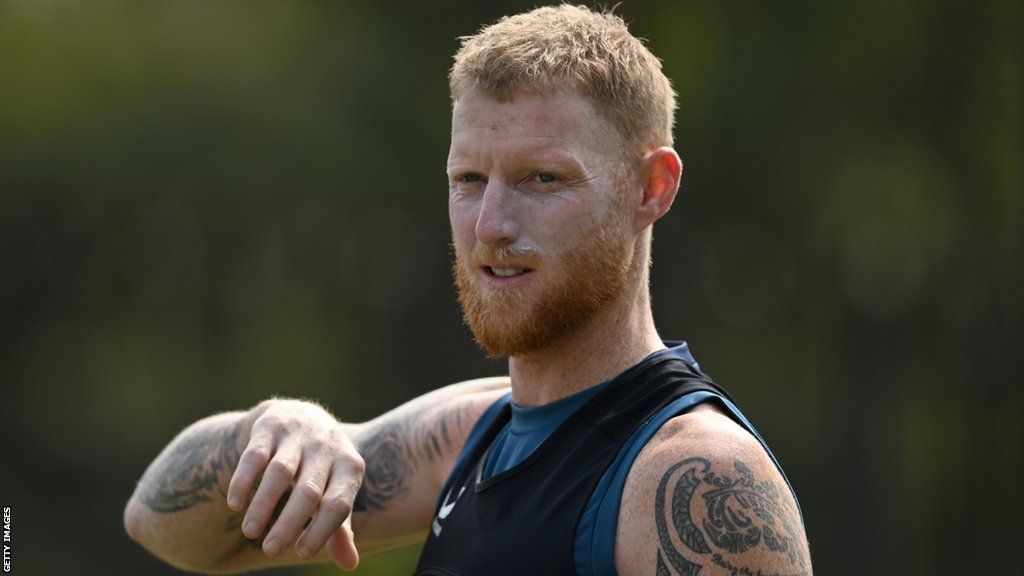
top-left (414, 344), bottom-right (787, 576)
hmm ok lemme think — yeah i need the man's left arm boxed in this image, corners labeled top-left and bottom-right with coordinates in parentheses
top-left (616, 404), bottom-right (812, 576)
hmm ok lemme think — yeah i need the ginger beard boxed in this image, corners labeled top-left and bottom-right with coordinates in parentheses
top-left (453, 203), bottom-right (635, 358)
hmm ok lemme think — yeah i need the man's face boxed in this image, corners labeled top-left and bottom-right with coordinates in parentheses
top-left (448, 89), bottom-right (638, 358)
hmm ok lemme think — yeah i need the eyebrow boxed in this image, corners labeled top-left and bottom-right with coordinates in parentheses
top-left (446, 146), bottom-right (585, 171)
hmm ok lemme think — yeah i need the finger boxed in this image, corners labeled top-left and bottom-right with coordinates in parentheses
top-left (242, 441), bottom-right (301, 540)
top-left (326, 515), bottom-right (359, 571)
top-left (261, 460), bottom-right (330, 557)
top-left (294, 461), bottom-right (362, 559)
top-left (227, 427), bottom-right (276, 512)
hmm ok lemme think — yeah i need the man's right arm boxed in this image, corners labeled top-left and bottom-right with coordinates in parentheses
top-left (123, 377), bottom-right (510, 574)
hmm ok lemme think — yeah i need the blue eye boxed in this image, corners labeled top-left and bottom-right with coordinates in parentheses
top-left (537, 173), bottom-right (557, 183)
top-left (463, 173), bottom-right (483, 182)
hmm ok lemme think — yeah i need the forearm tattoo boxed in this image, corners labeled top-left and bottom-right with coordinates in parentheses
top-left (654, 457), bottom-right (809, 576)
top-left (353, 398), bottom-right (477, 512)
top-left (138, 419), bottom-right (243, 513)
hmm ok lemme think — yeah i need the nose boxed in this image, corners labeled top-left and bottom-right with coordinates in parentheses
top-left (475, 180), bottom-right (519, 246)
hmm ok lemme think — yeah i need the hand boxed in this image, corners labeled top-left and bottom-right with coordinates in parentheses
top-left (225, 399), bottom-right (365, 569)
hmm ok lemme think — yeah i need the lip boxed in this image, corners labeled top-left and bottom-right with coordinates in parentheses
top-left (479, 265), bottom-right (535, 286)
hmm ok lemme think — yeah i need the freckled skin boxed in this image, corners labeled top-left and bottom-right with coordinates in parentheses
top-left (447, 90), bottom-right (641, 363)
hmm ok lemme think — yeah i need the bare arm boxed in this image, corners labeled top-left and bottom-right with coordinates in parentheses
top-left (124, 377), bottom-right (510, 574)
top-left (616, 405), bottom-right (812, 576)
top-left (125, 411), bottom-right (257, 573)
top-left (345, 379), bottom-right (510, 553)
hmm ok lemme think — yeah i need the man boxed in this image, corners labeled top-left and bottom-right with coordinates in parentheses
top-left (124, 5), bottom-right (812, 576)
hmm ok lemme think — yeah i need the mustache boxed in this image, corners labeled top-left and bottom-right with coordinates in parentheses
top-left (467, 244), bottom-right (542, 267)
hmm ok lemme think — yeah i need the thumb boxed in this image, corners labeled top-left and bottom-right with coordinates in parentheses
top-left (326, 515), bottom-right (360, 571)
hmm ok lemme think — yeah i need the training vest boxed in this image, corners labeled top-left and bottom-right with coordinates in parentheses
top-left (414, 355), bottom-right (732, 576)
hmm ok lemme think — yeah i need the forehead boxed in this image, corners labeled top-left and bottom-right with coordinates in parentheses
top-left (449, 89), bottom-right (622, 161)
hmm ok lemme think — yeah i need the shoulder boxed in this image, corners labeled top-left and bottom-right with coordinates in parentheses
top-left (615, 403), bottom-right (812, 576)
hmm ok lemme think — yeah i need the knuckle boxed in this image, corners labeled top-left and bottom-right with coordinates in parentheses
top-left (261, 414), bottom-right (289, 434)
top-left (256, 398), bottom-right (278, 412)
top-left (320, 495), bottom-right (350, 517)
top-left (338, 451), bottom-right (366, 474)
top-left (305, 436), bottom-right (327, 453)
top-left (245, 445), bottom-right (272, 463)
top-left (296, 480), bottom-right (323, 502)
top-left (267, 458), bottom-right (297, 478)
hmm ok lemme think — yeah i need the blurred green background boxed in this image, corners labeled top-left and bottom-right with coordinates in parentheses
top-left (1, 0), bottom-right (1020, 574)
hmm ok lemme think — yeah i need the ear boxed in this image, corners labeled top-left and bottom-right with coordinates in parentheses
top-left (633, 147), bottom-right (682, 233)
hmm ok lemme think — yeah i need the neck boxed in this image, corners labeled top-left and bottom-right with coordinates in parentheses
top-left (507, 265), bottom-right (664, 407)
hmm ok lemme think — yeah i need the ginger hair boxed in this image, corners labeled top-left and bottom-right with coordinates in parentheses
top-left (449, 4), bottom-right (677, 159)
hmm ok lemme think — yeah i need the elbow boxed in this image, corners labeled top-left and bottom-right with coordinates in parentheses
top-left (122, 497), bottom-right (164, 563)
top-left (123, 496), bottom-right (144, 545)
top-left (122, 497), bottom-right (229, 575)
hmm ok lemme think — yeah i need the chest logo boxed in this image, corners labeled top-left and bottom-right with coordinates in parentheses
top-left (432, 485), bottom-right (466, 537)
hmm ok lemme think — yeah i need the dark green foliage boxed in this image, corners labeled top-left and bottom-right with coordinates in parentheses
top-left (0, 1), bottom-right (1019, 574)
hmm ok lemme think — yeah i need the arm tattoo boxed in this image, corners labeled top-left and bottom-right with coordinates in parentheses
top-left (353, 420), bottom-right (413, 512)
top-left (654, 457), bottom-right (808, 576)
top-left (353, 397), bottom-right (479, 512)
top-left (655, 459), bottom-right (708, 576)
top-left (139, 419), bottom-right (243, 513)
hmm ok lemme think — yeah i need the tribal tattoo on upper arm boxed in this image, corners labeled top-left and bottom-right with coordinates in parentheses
top-left (654, 457), bottom-right (809, 576)
top-left (353, 396), bottom-right (480, 513)
top-left (138, 418), bottom-right (244, 513)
